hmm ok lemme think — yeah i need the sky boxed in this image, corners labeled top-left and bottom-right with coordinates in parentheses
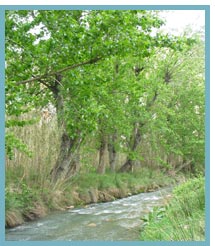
top-left (159, 10), bottom-right (205, 35)
top-left (30, 10), bottom-right (205, 41)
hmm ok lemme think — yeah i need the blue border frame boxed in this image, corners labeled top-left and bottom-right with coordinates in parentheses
top-left (0, 5), bottom-right (5, 246)
top-left (205, 5), bottom-right (210, 245)
top-left (0, 5), bottom-right (210, 246)
top-left (0, 5), bottom-right (210, 10)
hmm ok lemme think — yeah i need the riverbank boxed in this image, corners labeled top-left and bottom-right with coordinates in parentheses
top-left (140, 176), bottom-right (205, 241)
top-left (6, 187), bottom-right (173, 241)
top-left (6, 169), bottom-right (183, 228)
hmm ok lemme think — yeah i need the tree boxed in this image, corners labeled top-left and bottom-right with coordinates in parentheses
top-left (5, 10), bottom-right (195, 181)
top-left (136, 37), bottom-right (205, 173)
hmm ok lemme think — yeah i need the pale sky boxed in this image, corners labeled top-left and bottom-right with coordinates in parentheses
top-left (159, 10), bottom-right (205, 35)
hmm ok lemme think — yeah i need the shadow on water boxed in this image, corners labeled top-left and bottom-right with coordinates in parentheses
top-left (6, 187), bottom-right (173, 241)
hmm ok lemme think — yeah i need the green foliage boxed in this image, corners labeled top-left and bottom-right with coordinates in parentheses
top-left (172, 175), bottom-right (205, 212)
top-left (140, 176), bottom-right (205, 241)
top-left (5, 10), bottom-right (198, 164)
top-left (142, 206), bottom-right (166, 227)
top-left (6, 132), bottom-right (33, 159)
top-left (143, 40), bottom-right (205, 171)
top-left (5, 182), bottom-right (36, 211)
top-left (67, 169), bottom-right (173, 193)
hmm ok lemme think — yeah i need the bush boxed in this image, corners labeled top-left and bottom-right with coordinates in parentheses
top-left (5, 182), bottom-right (37, 211)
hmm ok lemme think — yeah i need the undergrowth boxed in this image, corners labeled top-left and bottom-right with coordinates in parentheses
top-left (140, 175), bottom-right (205, 241)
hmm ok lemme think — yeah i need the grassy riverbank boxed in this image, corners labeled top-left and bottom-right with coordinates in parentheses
top-left (140, 175), bottom-right (205, 241)
top-left (6, 168), bottom-right (179, 228)
top-left (5, 117), bottom-right (188, 229)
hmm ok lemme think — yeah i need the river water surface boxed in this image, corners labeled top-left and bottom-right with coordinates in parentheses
top-left (6, 187), bottom-right (172, 241)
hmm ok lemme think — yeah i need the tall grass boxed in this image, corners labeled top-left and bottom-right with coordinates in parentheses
top-left (140, 176), bottom-right (205, 241)
top-left (6, 113), bottom-right (61, 213)
top-left (6, 113), bottom-right (60, 188)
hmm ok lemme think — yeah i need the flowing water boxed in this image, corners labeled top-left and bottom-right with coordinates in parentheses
top-left (6, 187), bottom-right (172, 241)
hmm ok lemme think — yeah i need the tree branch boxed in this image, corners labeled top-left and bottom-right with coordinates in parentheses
top-left (17, 56), bottom-right (102, 85)
top-left (31, 75), bottom-right (51, 89)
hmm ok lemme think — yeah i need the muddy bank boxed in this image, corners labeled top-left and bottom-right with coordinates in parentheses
top-left (5, 182), bottom-right (163, 229)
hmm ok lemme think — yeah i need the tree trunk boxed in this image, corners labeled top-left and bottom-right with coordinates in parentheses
top-left (38, 58), bottom-right (102, 182)
top-left (105, 62), bottom-right (119, 173)
top-left (119, 87), bottom-right (159, 173)
top-left (108, 143), bottom-right (117, 172)
top-left (50, 132), bottom-right (81, 182)
top-left (119, 159), bottom-right (134, 173)
top-left (50, 74), bottom-right (82, 182)
top-left (97, 135), bottom-right (108, 174)
top-left (118, 122), bottom-right (142, 172)
top-left (108, 133), bottom-right (117, 172)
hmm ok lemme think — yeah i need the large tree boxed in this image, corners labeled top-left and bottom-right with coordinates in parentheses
top-left (5, 10), bottom-right (195, 181)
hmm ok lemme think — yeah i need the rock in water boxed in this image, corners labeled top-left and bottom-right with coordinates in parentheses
top-left (87, 223), bottom-right (97, 227)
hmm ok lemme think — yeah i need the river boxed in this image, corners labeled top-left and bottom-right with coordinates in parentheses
top-left (5, 187), bottom-right (172, 241)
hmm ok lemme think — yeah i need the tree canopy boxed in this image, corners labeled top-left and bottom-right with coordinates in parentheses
top-left (5, 10), bottom-right (204, 180)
